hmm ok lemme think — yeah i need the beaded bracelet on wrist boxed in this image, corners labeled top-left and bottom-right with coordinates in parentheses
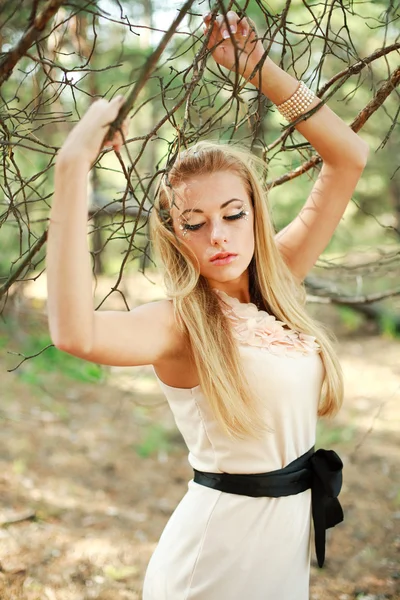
top-left (276, 81), bottom-right (318, 123)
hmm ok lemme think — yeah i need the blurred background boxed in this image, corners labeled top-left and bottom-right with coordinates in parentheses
top-left (0, 0), bottom-right (399, 598)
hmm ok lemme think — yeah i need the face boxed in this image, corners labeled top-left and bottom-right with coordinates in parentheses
top-left (171, 171), bottom-right (255, 290)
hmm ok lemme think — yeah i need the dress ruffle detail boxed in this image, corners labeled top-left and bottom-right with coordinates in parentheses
top-left (214, 289), bottom-right (321, 356)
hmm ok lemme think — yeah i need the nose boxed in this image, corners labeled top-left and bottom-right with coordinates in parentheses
top-left (210, 219), bottom-right (228, 245)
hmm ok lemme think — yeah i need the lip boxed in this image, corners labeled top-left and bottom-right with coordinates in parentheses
top-left (210, 252), bottom-right (237, 266)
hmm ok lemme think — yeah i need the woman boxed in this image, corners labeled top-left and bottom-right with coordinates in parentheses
top-left (46, 10), bottom-right (369, 600)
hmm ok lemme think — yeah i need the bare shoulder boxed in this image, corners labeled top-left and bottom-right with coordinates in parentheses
top-left (136, 298), bottom-right (188, 356)
top-left (58, 297), bottom-right (188, 368)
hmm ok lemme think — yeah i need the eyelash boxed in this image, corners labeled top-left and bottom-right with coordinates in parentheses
top-left (181, 210), bottom-right (247, 232)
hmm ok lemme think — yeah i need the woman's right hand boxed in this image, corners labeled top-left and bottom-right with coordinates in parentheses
top-left (57, 95), bottom-right (129, 166)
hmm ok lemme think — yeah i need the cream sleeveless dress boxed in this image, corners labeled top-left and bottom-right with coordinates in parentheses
top-left (142, 290), bottom-right (325, 600)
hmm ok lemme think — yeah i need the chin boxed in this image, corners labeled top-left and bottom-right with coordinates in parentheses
top-left (203, 266), bottom-right (246, 283)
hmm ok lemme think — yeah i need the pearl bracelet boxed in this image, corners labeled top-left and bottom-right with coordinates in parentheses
top-left (276, 81), bottom-right (318, 123)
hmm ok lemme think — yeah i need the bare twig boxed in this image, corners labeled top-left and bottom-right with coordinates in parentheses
top-left (267, 64), bottom-right (400, 187)
top-left (0, 0), bottom-right (66, 87)
top-left (103, 0), bottom-right (197, 142)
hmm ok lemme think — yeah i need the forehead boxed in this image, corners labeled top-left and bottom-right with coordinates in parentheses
top-left (170, 171), bottom-right (248, 214)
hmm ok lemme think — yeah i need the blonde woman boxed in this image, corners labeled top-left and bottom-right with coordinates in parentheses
top-left (46, 9), bottom-right (369, 600)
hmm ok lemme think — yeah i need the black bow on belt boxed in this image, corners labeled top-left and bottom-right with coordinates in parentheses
top-left (193, 446), bottom-right (344, 568)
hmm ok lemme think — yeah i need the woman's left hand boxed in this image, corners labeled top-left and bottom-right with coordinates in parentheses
top-left (202, 11), bottom-right (265, 80)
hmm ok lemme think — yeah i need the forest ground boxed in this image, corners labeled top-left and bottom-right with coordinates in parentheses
top-left (0, 272), bottom-right (399, 600)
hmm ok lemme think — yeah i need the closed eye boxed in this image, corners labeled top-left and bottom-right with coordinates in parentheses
top-left (181, 210), bottom-right (247, 231)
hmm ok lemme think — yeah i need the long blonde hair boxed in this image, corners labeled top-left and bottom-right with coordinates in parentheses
top-left (149, 140), bottom-right (343, 440)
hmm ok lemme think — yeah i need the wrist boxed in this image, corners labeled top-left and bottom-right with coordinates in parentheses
top-left (246, 57), bottom-right (303, 107)
top-left (56, 145), bottom-right (92, 171)
top-left (245, 55), bottom-right (274, 86)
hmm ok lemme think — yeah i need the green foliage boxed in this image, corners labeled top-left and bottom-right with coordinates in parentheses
top-left (316, 420), bottom-right (356, 447)
top-left (378, 313), bottom-right (400, 340)
top-left (12, 457), bottom-right (28, 475)
top-left (336, 306), bottom-right (365, 332)
top-left (7, 329), bottom-right (104, 385)
top-left (104, 565), bottom-right (138, 581)
top-left (21, 338), bottom-right (103, 383)
top-left (0, 333), bottom-right (8, 350)
top-left (134, 423), bottom-right (172, 458)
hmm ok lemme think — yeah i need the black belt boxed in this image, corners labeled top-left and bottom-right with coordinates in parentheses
top-left (193, 445), bottom-right (344, 568)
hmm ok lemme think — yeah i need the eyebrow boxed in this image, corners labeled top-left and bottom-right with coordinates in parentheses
top-left (180, 198), bottom-right (244, 216)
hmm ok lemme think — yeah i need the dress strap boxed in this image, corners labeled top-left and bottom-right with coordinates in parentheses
top-left (193, 446), bottom-right (344, 568)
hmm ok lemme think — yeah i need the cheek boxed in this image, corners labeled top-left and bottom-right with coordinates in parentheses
top-left (241, 218), bottom-right (255, 243)
top-left (243, 223), bottom-right (255, 258)
top-left (178, 233), bottom-right (204, 259)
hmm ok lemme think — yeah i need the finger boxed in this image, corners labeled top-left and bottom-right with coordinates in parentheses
top-left (121, 126), bottom-right (129, 141)
top-left (113, 131), bottom-right (123, 146)
top-left (102, 95), bottom-right (125, 125)
top-left (238, 16), bottom-right (255, 38)
top-left (104, 127), bottom-right (123, 150)
top-left (111, 139), bottom-right (121, 153)
top-left (217, 13), bottom-right (239, 39)
top-left (224, 11), bottom-right (240, 35)
top-left (238, 16), bottom-right (248, 37)
top-left (204, 18), bottom-right (218, 33)
top-left (110, 95), bottom-right (125, 119)
top-left (226, 10), bottom-right (240, 27)
top-left (215, 15), bottom-right (229, 39)
top-left (113, 133), bottom-right (124, 152)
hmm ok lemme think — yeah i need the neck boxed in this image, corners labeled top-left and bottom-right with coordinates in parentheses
top-left (208, 272), bottom-right (251, 304)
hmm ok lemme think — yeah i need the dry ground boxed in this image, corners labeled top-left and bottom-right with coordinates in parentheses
top-left (0, 273), bottom-right (399, 600)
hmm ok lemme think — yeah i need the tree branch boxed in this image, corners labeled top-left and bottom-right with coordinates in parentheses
top-left (103, 0), bottom-right (197, 142)
top-left (0, 0), bottom-right (66, 87)
top-left (267, 63), bottom-right (400, 188)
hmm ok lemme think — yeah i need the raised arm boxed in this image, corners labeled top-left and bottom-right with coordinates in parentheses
top-left (202, 11), bottom-right (369, 282)
top-left (46, 97), bottom-right (182, 367)
top-left (249, 57), bottom-right (369, 282)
